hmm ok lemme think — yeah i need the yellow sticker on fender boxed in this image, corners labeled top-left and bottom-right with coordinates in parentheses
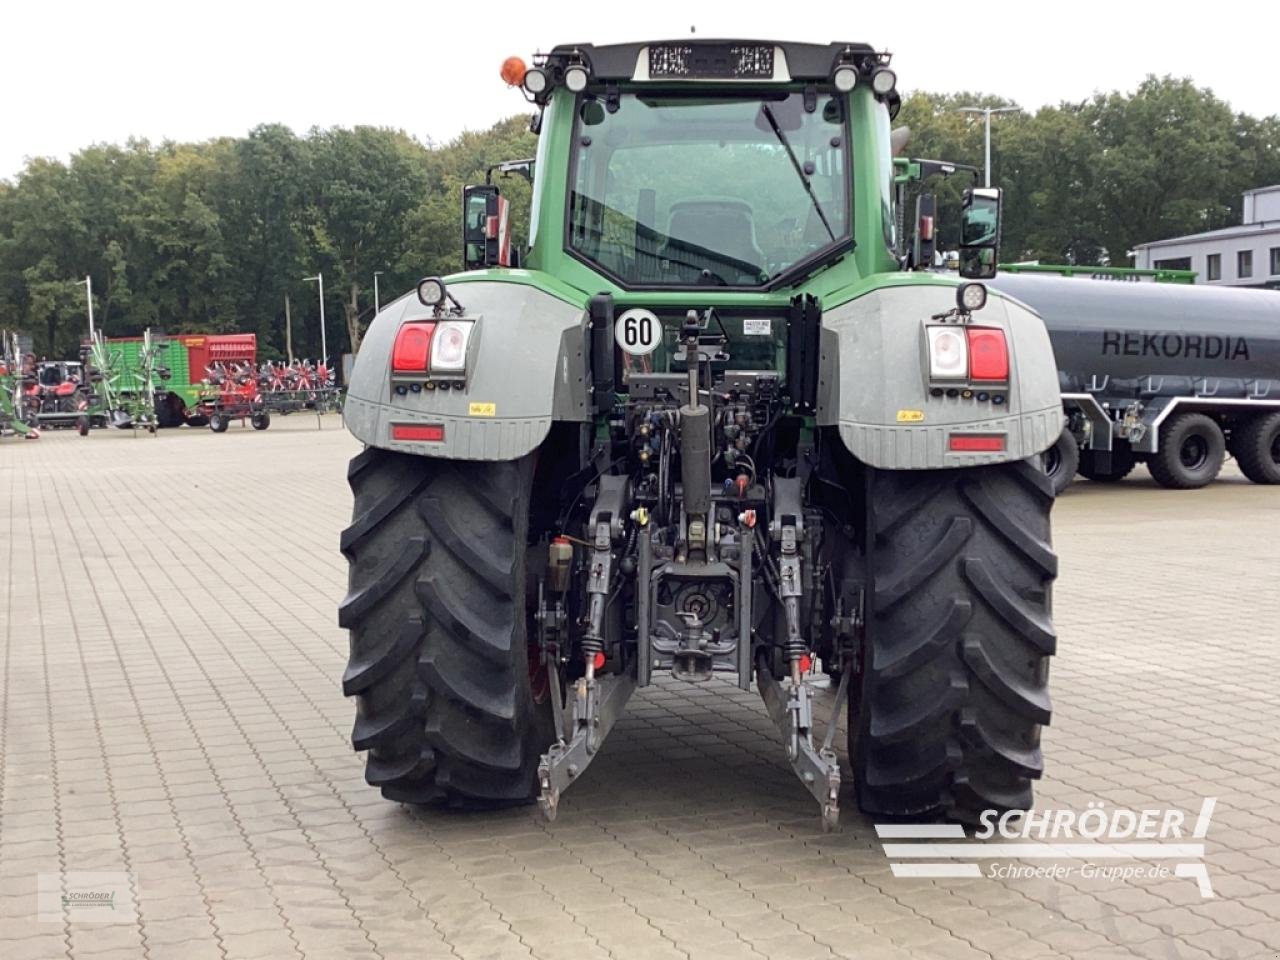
top-left (468, 402), bottom-right (496, 417)
top-left (896, 409), bottom-right (925, 423)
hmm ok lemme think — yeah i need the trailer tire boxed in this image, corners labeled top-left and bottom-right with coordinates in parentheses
top-left (251, 413), bottom-right (270, 431)
top-left (185, 415), bottom-right (209, 428)
top-left (853, 460), bottom-right (1056, 822)
top-left (1234, 412), bottom-right (1280, 485)
top-left (1077, 445), bottom-right (1135, 483)
top-left (1148, 413), bottom-right (1224, 489)
top-left (209, 414), bottom-right (229, 433)
top-left (339, 448), bottom-right (555, 808)
top-left (1042, 428), bottom-right (1079, 496)
top-left (77, 416), bottom-right (90, 437)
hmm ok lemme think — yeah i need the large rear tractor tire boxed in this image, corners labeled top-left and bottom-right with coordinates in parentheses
top-left (1148, 413), bottom-right (1225, 489)
top-left (1233, 412), bottom-right (1280, 485)
top-left (853, 460), bottom-right (1057, 822)
top-left (1042, 427), bottom-right (1079, 496)
top-left (339, 448), bottom-right (554, 807)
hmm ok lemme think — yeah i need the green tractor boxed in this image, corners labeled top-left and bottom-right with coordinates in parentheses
top-left (340, 40), bottom-right (1062, 829)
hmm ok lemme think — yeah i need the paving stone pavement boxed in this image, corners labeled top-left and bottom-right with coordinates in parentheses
top-left (1, 416), bottom-right (1278, 960)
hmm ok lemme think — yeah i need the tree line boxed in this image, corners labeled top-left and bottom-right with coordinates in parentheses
top-left (0, 117), bottom-right (537, 360)
top-left (1, 76), bottom-right (1276, 360)
top-left (898, 77), bottom-right (1280, 265)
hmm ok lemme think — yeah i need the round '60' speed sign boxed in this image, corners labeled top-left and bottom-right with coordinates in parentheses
top-left (614, 308), bottom-right (661, 356)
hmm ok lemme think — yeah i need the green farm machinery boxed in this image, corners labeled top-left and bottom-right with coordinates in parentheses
top-left (1, 331), bottom-right (40, 441)
top-left (338, 39), bottom-right (1064, 829)
top-left (82, 328), bottom-right (170, 434)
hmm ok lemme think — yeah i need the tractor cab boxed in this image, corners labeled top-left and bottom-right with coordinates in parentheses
top-left (466, 40), bottom-right (1005, 304)
top-left (467, 41), bottom-right (902, 294)
top-left (37, 360), bottom-right (84, 393)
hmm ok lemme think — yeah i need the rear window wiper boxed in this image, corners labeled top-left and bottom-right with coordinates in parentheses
top-left (761, 104), bottom-right (835, 244)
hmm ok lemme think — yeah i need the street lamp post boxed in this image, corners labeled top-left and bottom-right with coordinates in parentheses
top-left (80, 275), bottom-right (95, 337)
top-left (958, 106), bottom-right (1021, 187)
top-left (373, 271), bottom-right (384, 317)
top-left (303, 273), bottom-right (327, 363)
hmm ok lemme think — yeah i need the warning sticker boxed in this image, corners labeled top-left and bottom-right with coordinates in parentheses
top-left (468, 402), bottom-right (496, 417)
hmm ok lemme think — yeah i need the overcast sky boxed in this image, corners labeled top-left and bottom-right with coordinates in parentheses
top-left (2, 0), bottom-right (1276, 181)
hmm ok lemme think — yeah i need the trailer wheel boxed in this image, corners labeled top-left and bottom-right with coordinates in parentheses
top-left (1077, 444), bottom-right (1135, 483)
top-left (154, 393), bottom-right (186, 428)
top-left (339, 448), bottom-right (555, 807)
top-left (209, 414), bottom-right (229, 433)
top-left (251, 412), bottom-right (271, 431)
top-left (77, 416), bottom-right (90, 437)
top-left (853, 460), bottom-right (1056, 821)
top-left (1042, 427), bottom-right (1079, 496)
top-left (185, 415), bottom-right (209, 428)
top-left (1233, 412), bottom-right (1280, 484)
top-left (1148, 413), bottom-right (1224, 489)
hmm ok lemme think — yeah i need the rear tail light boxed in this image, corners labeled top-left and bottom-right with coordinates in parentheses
top-left (949, 433), bottom-right (1005, 452)
top-left (966, 327), bottom-right (1008, 381)
top-left (927, 326), bottom-right (968, 379)
top-left (392, 322), bottom-right (435, 373)
top-left (430, 321), bottom-right (474, 374)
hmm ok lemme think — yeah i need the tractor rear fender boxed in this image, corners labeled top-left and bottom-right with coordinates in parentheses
top-left (817, 283), bottom-right (1063, 468)
top-left (344, 280), bottom-right (589, 459)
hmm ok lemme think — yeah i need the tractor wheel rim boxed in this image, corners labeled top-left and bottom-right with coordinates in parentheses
top-left (1181, 435), bottom-right (1208, 470)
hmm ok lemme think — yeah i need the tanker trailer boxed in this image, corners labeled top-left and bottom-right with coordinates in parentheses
top-left (989, 274), bottom-right (1280, 490)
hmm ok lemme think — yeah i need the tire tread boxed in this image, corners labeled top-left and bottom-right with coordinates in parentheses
top-left (854, 461), bottom-right (1057, 821)
top-left (341, 448), bottom-right (550, 807)
top-left (1234, 412), bottom-right (1280, 484)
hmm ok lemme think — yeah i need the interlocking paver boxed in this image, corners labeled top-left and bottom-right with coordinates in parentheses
top-left (4, 935), bottom-right (76, 960)
top-left (2, 419), bottom-right (1278, 959)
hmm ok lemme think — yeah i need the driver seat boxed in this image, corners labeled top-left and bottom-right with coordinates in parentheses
top-left (661, 198), bottom-right (765, 280)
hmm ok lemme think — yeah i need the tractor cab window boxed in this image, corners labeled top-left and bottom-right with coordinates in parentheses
top-left (569, 92), bottom-right (851, 288)
top-left (873, 103), bottom-right (898, 255)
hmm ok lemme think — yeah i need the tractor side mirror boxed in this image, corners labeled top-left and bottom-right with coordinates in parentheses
top-left (462, 184), bottom-right (514, 270)
top-left (958, 187), bottom-right (1001, 279)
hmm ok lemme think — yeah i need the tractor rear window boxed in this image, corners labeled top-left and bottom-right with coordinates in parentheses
top-left (568, 92), bottom-right (851, 288)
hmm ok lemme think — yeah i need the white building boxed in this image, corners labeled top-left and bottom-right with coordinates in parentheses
top-left (1133, 185), bottom-right (1280, 288)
